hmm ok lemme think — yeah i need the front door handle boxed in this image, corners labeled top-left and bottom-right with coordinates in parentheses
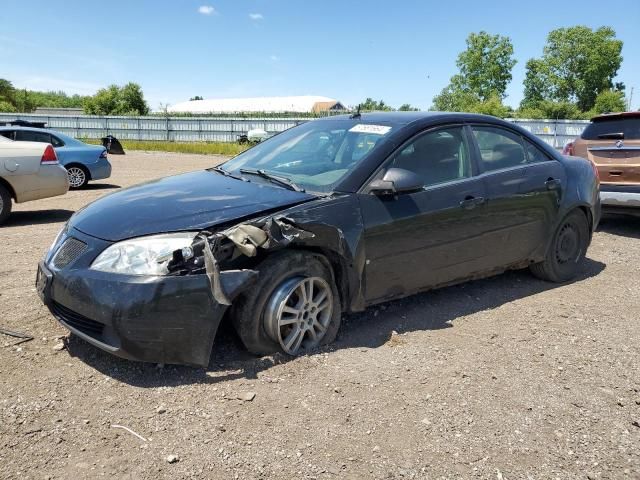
top-left (459, 196), bottom-right (485, 209)
top-left (545, 178), bottom-right (561, 191)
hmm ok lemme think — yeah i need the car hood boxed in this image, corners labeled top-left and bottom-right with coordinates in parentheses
top-left (69, 170), bottom-right (315, 241)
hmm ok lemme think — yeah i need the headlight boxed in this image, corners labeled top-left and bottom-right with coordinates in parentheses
top-left (90, 232), bottom-right (198, 275)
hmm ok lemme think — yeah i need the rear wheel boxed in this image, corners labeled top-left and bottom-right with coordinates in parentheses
top-left (530, 210), bottom-right (589, 283)
top-left (66, 165), bottom-right (89, 189)
top-left (0, 184), bottom-right (12, 225)
top-left (231, 251), bottom-right (342, 356)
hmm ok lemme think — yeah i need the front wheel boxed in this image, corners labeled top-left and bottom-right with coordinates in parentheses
top-left (66, 165), bottom-right (89, 189)
top-left (530, 209), bottom-right (589, 283)
top-left (0, 183), bottom-right (12, 225)
top-left (231, 251), bottom-right (342, 356)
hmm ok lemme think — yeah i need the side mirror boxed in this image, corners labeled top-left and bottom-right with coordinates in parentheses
top-left (369, 168), bottom-right (424, 196)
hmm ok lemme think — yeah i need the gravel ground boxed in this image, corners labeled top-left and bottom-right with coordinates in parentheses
top-left (1, 151), bottom-right (639, 479)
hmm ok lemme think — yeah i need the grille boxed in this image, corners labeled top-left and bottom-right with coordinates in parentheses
top-left (52, 238), bottom-right (87, 269)
top-left (52, 301), bottom-right (105, 337)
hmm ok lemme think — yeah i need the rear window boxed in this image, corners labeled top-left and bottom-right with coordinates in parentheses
top-left (581, 118), bottom-right (640, 140)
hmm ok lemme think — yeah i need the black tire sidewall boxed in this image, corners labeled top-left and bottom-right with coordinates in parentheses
top-left (232, 251), bottom-right (342, 356)
top-left (547, 210), bottom-right (589, 282)
top-left (0, 184), bottom-right (11, 224)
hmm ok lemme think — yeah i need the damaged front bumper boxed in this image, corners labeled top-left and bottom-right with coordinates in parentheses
top-left (37, 228), bottom-right (256, 367)
top-left (38, 214), bottom-right (345, 367)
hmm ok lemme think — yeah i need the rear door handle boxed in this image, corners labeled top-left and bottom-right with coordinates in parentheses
top-left (459, 196), bottom-right (485, 209)
top-left (545, 178), bottom-right (561, 190)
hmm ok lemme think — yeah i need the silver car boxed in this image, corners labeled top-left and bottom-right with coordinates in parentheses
top-left (0, 136), bottom-right (69, 224)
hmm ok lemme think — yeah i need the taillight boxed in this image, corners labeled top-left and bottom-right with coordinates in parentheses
top-left (562, 141), bottom-right (574, 156)
top-left (41, 145), bottom-right (58, 164)
top-left (589, 159), bottom-right (600, 183)
top-left (99, 149), bottom-right (108, 159)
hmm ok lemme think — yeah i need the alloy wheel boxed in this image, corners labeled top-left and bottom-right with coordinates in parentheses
top-left (67, 167), bottom-right (86, 188)
top-left (264, 276), bottom-right (333, 355)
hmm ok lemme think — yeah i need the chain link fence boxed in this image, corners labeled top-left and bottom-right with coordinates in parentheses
top-left (0, 113), bottom-right (589, 149)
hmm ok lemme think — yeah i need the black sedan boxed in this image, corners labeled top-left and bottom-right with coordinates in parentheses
top-left (37, 112), bottom-right (600, 367)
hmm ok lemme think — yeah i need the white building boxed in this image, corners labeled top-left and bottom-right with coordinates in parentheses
top-left (167, 95), bottom-right (346, 114)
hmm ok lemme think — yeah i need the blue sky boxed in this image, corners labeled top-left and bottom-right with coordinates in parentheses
top-left (1, 0), bottom-right (639, 110)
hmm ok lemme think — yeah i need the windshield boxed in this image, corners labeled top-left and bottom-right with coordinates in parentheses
top-left (220, 119), bottom-right (393, 193)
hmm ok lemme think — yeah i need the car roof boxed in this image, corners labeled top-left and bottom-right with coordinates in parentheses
top-left (0, 126), bottom-right (53, 133)
top-left (317, 111), bottom-right (510, 126)
top-left (0, 126), bottom-right (82, 144)
top-left (590, 111), bottom-right (640, 122)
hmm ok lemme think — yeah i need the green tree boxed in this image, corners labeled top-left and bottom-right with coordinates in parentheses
top-left (27, 90), bottom-right (88, 109)
top-left (359, 98), bottom-right (394, 111)
top-left (521, 59), bottom-right (551, 109)
top-left (119, 82), bottom-right (149, 115)
top-left (468, 94), bottom-right (511, 118)
top-left (84, 83), bottom-right (149, 115)
top-left (431, 88), bottom-right (479, 112)
top-left (517, 100), bottom-right (585, 120)
top-left (84, 85), bottom-right (120, 115)
top-left (398, 103), bottom-right (419, 111)
top-left (190, 95), bottom-right (204, 101)
top-left (522, 26), bottom-right (623, 111)
top-left (455, 31), bottom-right (516, 101)
top-left (0, 100), bottom-right (17, 113)
top-left (432, 31), bottom-right (516, 112)
top-left (0, 78), bottom-right (16, 107)
top-left (0, 78), bottom-right (96, 113)
top-left (590, 89), bottom-right (626, 115)
top-left (13, 90), bottom-right (36, 112)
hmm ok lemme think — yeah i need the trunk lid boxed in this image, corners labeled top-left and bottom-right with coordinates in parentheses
top-left (575, 139), bottom-right (640, 185)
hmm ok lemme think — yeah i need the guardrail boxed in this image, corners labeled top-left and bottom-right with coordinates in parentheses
top-left (0, 113), bottom-right (589, 148)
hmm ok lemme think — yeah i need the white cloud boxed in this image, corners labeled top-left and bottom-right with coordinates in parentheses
top-left (198, 5), bottom-right (216, 15)
top-left (249, 13), bottom-right (264, 20)
top-left (269, 55), bottom-right (279, 62)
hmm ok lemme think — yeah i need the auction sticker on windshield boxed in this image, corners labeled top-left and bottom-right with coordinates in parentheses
top-left (349, 124), bottom-right (392, 135)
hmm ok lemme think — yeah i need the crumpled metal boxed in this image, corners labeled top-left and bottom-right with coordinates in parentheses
top-left (223, 224), bottom-right (268, 257)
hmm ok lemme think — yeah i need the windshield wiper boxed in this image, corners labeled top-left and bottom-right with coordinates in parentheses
top-left (212, 166), bottom-right (246, 181)
top-left (239, 168), bottom-right (305, 192)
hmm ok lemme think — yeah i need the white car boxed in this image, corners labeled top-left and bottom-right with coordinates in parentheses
top-left (0, 136), bottom-right (69, 224)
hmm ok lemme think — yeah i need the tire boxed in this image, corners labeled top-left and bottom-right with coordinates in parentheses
top-left (530, 209), bottom-right (589, 283)
top-left (0, 183), bottom-right (12, 225)
top-left (231, 250), bottom-right (342, 356)
top-left (66, 165), bottom-right (89, 189)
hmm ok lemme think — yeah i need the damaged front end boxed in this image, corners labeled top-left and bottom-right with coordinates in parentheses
top-left (41, 220), bottom-right (314, 368)
top-left (166, 217), bottom-right (316, 307)
top-left (43, 208), bottom-right (359, 368)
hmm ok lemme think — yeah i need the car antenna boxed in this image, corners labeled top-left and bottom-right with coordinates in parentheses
top-left (350, 104), bottom-right (361, 119)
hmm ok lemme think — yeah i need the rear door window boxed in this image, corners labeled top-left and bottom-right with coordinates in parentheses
top-left (0, 130), bottom-right (15, 140)
top-left (523, 138), bottom-right (551, 163)
top-left (15, 130), bottom-right (53, 144)
top-left (471, 126), bottom-right (527, 172)
top-left (581, 118), bottom-right (640, 140)
top-left (50, 135), bottom-right (65, 147)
